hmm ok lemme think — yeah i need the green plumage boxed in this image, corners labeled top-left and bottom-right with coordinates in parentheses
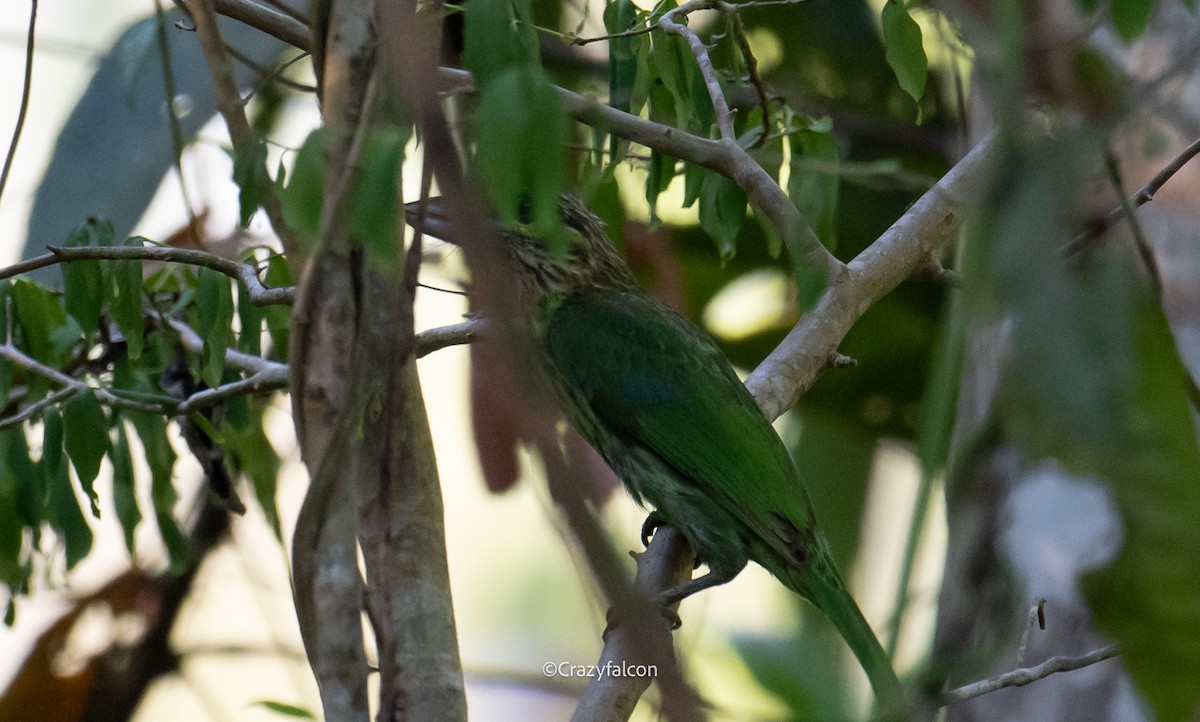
top-left (407, 196), bottom-right (904, 711)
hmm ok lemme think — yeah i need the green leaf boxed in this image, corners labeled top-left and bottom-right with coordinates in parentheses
top-left (112, 238), bottom-right (145, 359)
top-left (62, 389), bottom-right (109, 516)
top-left (197, 268), bottom-right (233, 388)
top-left (881, 0), bottom-right (927, 111)
top-left (11, 279), bottom-right (71, 367)
top-left (227, 404), bottom-right (281, 539)
top-left (278, 128), bottom-right (325, 251)
top-left (1111, 0), bottom-right (1154, 42)
top-left (110, 422), bottom-right (142, 554)
top-left (233, 136), bottom-right (269, 227)
top-left (605, 0), bottom-right (642, 166)
top-left (350, 127), bottom-right (409, 267)
top-left (126, 411), bottom-right (186, 574)
top-left (44, 407), bottom-right (93, 568)
top-left (463, 0), bottom-right (528, 88)
top-left (1079, 301), bottom-right (1200, 722)
top-left (970, 133), bottom-right (1200, 722)
top-left (788, 130), bottom-right (841, 252)
top-left (0, 431), bottom-right (28, 588)
top-left (6, 428), bottom-right (42, 534)
top-left (474, 66), bottom-right (568, 246)
top-left (263, 254), bottom-right (291, 359)
top-left (697, 171), bottom-right (747, 261)
top-left (237, 283), bottom-right (262, 357)
top-left (251, 700), bottom-right (316, 719)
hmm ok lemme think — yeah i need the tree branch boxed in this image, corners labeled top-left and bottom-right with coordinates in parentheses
top-left (213, 0), bottom-right (310, 51)
top-left (184, 0), bottom-right (303, 262)
top-left (941, 644), bottom-right (1120, 705)
top-left (571, 527), bottom-right (699, 722)
top-left (0, 245), bottom-right (295, 306)
top-left (746, 131), bottom-right (998, 420)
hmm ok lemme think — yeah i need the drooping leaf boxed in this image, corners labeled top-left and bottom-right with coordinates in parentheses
top-left (25, 7), bottom-right (294, 284)
top-left (110, 422), bottom-right (142, 555)
top-left (62, 389), bottom-right (109, 516)
top-left (233, 135), bottom-right (269, 227)
top-left (0, 431), bottom-right (27, 589)
top-left (263, 254), bottom-right (291, 359)
top-left (11, 279), bottom-right (70, 366)
top-left (788, 129), bottom-right (841, 252)
top-left (61, 223), bottom-right (104, 337)
top-left (698, 171), bottom-right (747, 261)
top-left (111, 237), bottom-right (146, 359)
top-left (350, 127), bottom-right (409, 267)
top-left (196, 268), bottom-right (233, 388)
top-left (114, 16), bottom-right (159, 107)
top-left (463, 0), bottom-right (528, 88)
top-left (226, 404), bottom-right (282, 539)
top-left (237, 283), bottom-right (263, 357)
top-left (881, 0), bottom-right (927, 112)
top-left (605, 0), bottom-right (642, 168)
top-left (126, 411), bottom-right (186, 574)
top-left (277, 128), bottom-right (326, 252)
top-left (474, 66), bottom-right (568, 247)
top-left (43, 407), bottom-right (93, 569)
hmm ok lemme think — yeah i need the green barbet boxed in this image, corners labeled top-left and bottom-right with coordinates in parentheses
top-left (407, 196), bottom-right (904, 709)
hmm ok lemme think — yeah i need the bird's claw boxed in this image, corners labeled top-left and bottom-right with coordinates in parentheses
top-left (660, 606), bottom-right (682, 630)
top-left (640, 511), bottom-right (667, 547)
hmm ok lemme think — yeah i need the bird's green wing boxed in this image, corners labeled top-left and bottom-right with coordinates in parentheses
top-left (545, 289), bottom-right (815, 539)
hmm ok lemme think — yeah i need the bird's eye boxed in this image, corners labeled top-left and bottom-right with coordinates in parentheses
top-left (516, 196), bottom-right (533, 225)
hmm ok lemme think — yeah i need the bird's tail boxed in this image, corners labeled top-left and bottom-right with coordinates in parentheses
top-left (780, 564), bottom-right (906, 716)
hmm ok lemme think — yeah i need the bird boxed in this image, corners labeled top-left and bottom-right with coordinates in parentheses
top-left (406, 195), bottom-right (904, 710)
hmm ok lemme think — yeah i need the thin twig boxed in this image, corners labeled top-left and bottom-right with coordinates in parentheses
top-left (725, 7), bottom-right (771, 147)
top-left (414, 319), bottom-right (482, 358)
top-left (0, 387), bottom-right (74, 430)
top-left (1, 245), bottom-right (295, 305)
top-left (224, 43), bottom-right (316, 94)
top-left (0, 0), bottom-right (37, 207)
top-left (660, 0), bottom-right (736, 142)
top-left (187, 0), bottom-right (303, 261)
top-left (1015, 597), bottom-right (1046, 667)
top-left (1066, 134), bottom-right (1200, 254)
top-left (941, 644), bottom-right (1120, 705)
top-left (1105, 150), bottom-right (1163, 301)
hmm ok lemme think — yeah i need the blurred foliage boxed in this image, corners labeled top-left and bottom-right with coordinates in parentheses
top-left (5, 0), bottom-right (1200, 719)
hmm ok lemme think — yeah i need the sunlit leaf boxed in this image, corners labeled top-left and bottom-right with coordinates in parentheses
top-left (881, 0), bottom-right (927, 112)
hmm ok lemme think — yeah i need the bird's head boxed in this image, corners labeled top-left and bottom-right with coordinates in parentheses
top-left (404, 195), bottom-right (637, 298)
